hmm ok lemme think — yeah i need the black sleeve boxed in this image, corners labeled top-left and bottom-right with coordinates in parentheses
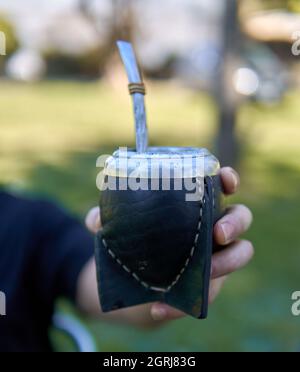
top-left (31, 200), bottom-right (94, 306)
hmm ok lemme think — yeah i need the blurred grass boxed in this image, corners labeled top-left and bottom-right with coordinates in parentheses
top-left (0, 80), bottom-right (299, 352)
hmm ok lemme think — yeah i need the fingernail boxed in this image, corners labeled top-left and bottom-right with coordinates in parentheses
top-left (151, 306), bottom-right (167, 321)
top-left (220, 221), bottom-right (234, 244)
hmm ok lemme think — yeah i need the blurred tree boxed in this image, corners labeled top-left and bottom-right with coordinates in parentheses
top-left (216, 0), bottom-right (240, 167)
top-left (288, 0), bottom-right (300, 12)
top-left (77, 0), bottom-right (135, 74)
top-left (216, 0), bottom-right (299, 167)
top-left (111, 0), bottom-right (134, 42)
top-left (243, 0), bottom-right (300, 12)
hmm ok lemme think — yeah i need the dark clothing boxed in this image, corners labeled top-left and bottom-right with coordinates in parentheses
top-left (0, 191), bottom-right (94, 352)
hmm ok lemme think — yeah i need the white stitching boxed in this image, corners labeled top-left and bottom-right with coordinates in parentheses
top-left (108, 250), bottom-right (116, 259)
top-left (102, 177), bottom-right (209, 293)
top-left (123, 265), bottom-right (131, 273)
top-left (132, 273), bottom-right (141, 281)
top-left (190, 246), bottom-right (195, 256)
top-left (140, 281), bottom-right (149, 288)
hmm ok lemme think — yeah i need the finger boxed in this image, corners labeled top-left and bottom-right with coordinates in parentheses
top-left (211, 239), bottom-right (254, 279)
top-left (220, 167), bottom-right (240, 195)
top-left (151, 303), bottom-right (185, 321)
top-left (85, 207), bottom-right (101, 233)
top-left (151, 277), bottom-right (229, 321)
top-left (208, 276), bottom-right (228, 304)
top-left (214, 204), bottom-right (253, 245)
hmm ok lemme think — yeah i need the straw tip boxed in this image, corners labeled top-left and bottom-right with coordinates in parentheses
top-left (116, 40), bottom-right (131, 49)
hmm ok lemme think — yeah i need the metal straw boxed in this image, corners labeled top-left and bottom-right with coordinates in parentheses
top-left (117, 41), bottom-right (148, 153)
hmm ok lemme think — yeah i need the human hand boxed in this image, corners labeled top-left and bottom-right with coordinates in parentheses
top-left (85, 167), bottom-right (254, 322)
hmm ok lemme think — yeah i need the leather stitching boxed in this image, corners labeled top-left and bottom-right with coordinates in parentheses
top-left (102, 178), bottom-right (211, 293)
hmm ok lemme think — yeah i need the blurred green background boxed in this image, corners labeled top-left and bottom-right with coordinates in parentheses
top-left (0, 80), bottom-right (299, 352)
top-left (1, 0), bottom-right (300, 352)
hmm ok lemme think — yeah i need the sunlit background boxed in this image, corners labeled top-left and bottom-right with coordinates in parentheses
top-left (0, 0), bottom-right (300, 352)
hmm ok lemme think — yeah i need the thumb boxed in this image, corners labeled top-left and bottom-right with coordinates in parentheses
top-left (85, 207), bottom-right (102, 234)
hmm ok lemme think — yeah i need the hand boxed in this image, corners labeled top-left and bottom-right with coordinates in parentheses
top-left (85, 167), bottom-right (254, 323)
